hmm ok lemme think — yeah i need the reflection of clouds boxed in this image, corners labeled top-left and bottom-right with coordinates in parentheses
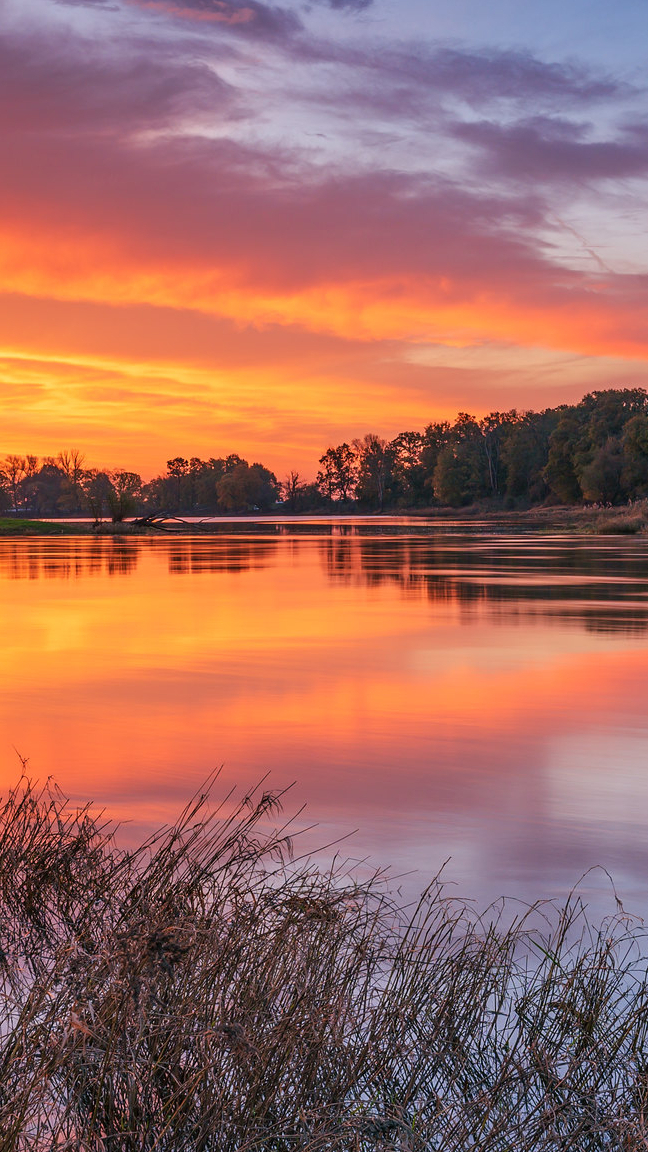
top-left (547, 733), bottom-right (648, 828)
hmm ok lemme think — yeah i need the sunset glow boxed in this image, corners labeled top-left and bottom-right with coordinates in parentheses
top-left (2, 0), bottom-right (647, 474)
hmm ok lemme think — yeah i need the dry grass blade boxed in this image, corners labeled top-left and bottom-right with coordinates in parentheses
top-left (0, 776), bottom-right (647, 1150)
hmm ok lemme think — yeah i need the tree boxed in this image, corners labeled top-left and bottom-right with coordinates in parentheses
top-left (57, 448), bottom-right (86, 512)
top-left (622, 414), bottom-right (648, 497)
top-left (353, 434), bottom-right (392, 511)
top-left (420, 421), bottom-right (451, 501)
top-left (545, 414), bottom-right (583, 503)
top-left (282, 471), bottom-right (303, 512)
top-left (107, 470), bottom-right (143, 522)
top-left (389, 431), bottom-right (425, 506)
top-left (579, 438), bottom-right (626, 504)
top-left (433, 443), bottom-right (483, 507)
top-left (502, 410), bottom-right (557, 504)
top-left (480, 411), bottom-right (517, 498)
top-left (82, 469), bottom-right (113, 524)
top-left (24, 461), bottom-right (67, 515)
top-left (1, 453), bottom-right (28, 513)
top-left (216, 462), bottom-right (279, 512)
top-left (166, 458), bottom-right (189, 510)
top-left (316, 444), bottom-right (357, 503)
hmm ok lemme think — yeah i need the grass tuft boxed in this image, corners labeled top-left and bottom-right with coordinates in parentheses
top-left (1, 775), bottom-right (648, 1149)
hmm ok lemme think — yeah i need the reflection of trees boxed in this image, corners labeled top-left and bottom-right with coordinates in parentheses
top-left (0, 538), bottom-right (281, 580)
top-left (167, 540), bottom-right (278, 575)
top-left (321, 534), bottom-right (648, 634)
top-left (0, 540), bottom-right (140, 580)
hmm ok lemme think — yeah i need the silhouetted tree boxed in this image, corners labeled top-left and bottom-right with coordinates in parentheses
top-left (57, 448), bottom-right (86, 512)
top-left (107, 470), bottom-right (143, 522)
top-left (480, 411), bottom-right (517, 497)
top-left (389, 431), bottom-right (425, 506)
top-left (1, 455), bottom-right (29, 512)
top-left (502, 410), bottom-right (557, 505)
top-left (545, 413), bottom-right (583, 503)
top-left (579, 439), bottom-right (626, 504)
top-left (316, 444), bottom-right (357, 503)
top-left (216, 462), bottom-right (279, 512)
top-left (622, 414), bottom-right (648, 496)
top-left (354, 434), bottom-right (392, 511)
top-left (82, 469), bottom-right (113, 523)
top-left (434, 443), bottom-right (482, 507)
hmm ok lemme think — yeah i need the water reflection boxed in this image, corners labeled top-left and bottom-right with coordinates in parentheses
top-left (0, 538), bottom-right (140, 580)
top-left (167, 540), bottom-right (279, 575)
top-left (4, 530), bottom-right (648, 638)
top-left (321, 534), bottom-right (648, 634)
top-left (1, 527), bottom-right (648, 916)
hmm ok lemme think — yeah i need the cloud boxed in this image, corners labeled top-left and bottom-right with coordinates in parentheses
top-left (2, 0), bottom-right (647, 379)
top-left (54, 0), bottom-right (301, 36)
top-left (321, 0), bottom-right (373, 9)
top-left (292, 42), bottom-right (623, 116)
top-left (454, 116), bottom-right (648, 183)
top-left (54, 0), bottom-right (118, 6)
top-left (0, 29), bottom-right (239, 137)
top-left (1, 106), bottom-right (647, 362)
top-left (127, 0), bottom-right (301, 35)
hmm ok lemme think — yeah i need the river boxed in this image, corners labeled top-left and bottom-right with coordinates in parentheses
top-left (1, 521), bottom-right (647, 917)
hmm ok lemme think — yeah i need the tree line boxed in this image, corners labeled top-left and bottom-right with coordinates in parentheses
top-left (3, 388), bottom-right (648, 518)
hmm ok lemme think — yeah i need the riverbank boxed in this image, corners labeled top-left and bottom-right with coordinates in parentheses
top-left (2, 501), bottom-right (648, 536)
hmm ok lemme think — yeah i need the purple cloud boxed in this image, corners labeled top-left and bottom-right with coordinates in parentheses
top-left (455, 116), bottom-right (648, 182)
top-left (54, 0), bottom-right (118, 6)
top-left (292, 41), bottom-right (623, 112)
top-left (323, 0), bottom-right (373, 9)
top-left (126, 0), bottom-right (301, 36)
top-left (54, 0), bottom-right (301, 36)
top-left (0, 30), bottom-right (240, 137)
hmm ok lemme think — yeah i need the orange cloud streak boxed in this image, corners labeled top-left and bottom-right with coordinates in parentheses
top-left (0, 219), bottom-right (647, 362)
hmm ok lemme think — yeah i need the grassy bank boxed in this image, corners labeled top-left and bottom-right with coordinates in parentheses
top-left (1, 777), bottom-right (648, 1150)
top-left (2, 502), bottom-right (648, 536)
top-left (0, 516), bottom-right (72, 535)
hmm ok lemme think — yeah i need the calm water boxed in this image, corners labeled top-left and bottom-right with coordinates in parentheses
top-left (2, 522), bottom-right (648, 915)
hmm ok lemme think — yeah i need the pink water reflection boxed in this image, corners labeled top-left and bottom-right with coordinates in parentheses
top-left (1, 529), bottom-right (648, 913)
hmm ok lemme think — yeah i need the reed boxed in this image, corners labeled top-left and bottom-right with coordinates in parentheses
top-left (0, 775), bottom-right (647, 1150)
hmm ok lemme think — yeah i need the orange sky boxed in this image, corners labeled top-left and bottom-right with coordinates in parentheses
top-left (2, 0), bottom-right (647, 477)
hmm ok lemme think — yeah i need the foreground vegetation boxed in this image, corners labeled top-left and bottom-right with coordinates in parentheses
top-left (2, 776), bottom-right (648, 1150)
top-left (4, 388), bottom-right (648, 518)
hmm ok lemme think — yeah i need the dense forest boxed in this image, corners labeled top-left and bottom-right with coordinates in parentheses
top-left (3, 388), bottom-right (648, 518)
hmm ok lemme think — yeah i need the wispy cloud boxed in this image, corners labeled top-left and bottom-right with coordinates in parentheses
top-left (290, 42), bottom-right (624, 113)
top-left (320, 0), bottom-right (373, 9)
top-left (126, 0), bottom-right (301, 35)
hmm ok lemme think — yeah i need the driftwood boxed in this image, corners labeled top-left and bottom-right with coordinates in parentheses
top-left (131, 512), bottom-right (214, 532)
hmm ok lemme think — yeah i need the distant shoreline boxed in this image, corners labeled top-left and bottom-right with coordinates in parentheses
top-left (2, 502), bottom-right (647, 536)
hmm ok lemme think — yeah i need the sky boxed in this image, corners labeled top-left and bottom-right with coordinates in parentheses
top-left (1, 0), bottom-right (647, 478)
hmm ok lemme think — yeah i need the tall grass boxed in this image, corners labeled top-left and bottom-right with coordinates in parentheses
top-left (1, 776), bottom-right (647, 1150)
